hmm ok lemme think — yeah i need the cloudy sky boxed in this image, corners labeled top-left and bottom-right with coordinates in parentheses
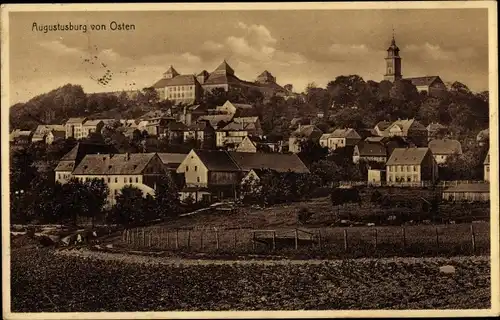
top-left (8, 8), bottom-right (489, 104)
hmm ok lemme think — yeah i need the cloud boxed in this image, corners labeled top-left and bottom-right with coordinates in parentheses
top-left (201, 40), bottom-right (224, 52)
top-left (38, 40), bottom-right (84, 56)
top-left (404, 42), bottom-right (477, 61)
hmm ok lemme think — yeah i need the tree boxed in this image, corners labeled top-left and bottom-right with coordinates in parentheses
top-left (10, 147), bottom-right (37, 192)
top-left (389, 79), bottom-right (418, 101)
top-left (82, 178), bottom-right (109, 226)
top-left (154, 175), bottom-right (181, 218)
top-left (109, 186), bottom-right (147, 227)
top-left (310, 160), bottom-right (341, 186)
top-left (298, 140), bottom-right (328, 166)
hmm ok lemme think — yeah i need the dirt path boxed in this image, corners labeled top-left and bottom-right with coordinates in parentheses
top-left (55, 248), bottom-right (489, 266)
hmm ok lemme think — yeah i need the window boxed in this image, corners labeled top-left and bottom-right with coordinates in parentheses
top-left (129, 178), bottom-right (132, 183)
top-left (115, 177), bottom-right (118, 183)
top-left (108, 178), bottom-right (111, 183)
top-left (407, 177), bottom-right (411, 182)
top-left (58, 174), bottom-right (61, 180)
top-left (194, 166), bottom-right (198, 172)
top-left (124, 177), bottom-right (127, 183)
top-left (136, 177), bottom-right (139, 183)
top-left (186, 166), bottom-right (189, 172)
top-left (114, 190), bottom-right (118, 195)
top-left (197, 177), bottom-right (200, 183)
top-left (402, 166), bottom-right (406, 172)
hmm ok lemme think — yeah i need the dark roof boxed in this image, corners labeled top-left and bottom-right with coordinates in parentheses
top-left (375, 121), bottom-right (391, 131)
top-left (356, 142), bottom-right (387, 157)
top-left (203, 73), bottom-right (242, 86)
top-left (197, 70), bottom-right (210, 77)
top-left (72, 153), bottom-right (158, 175)
top-left (427, 123), bottom-right (446, 131)
top-left (60, 142), bottom-right (118, 162)
top-left (194, 150), bottom-right (240, 171)
top-left (405, 76), bottom-right (441, 87)
top-left (157, 153), bottom-right (186, 168)
top-left (167, 121), bottom-right (188, 131)
top-left (428, 139), bottom-right (462, 155)
top-left (188, 120), bottom-right (213, 131)
top-left (477, 129), bottom-right (489, 141)
top-left (367, 162), bottom-right (386, 170)
top-left (212, 60), bottom-right (235, 75)
top-left (228, 152), bottom-right (310, 173)
top-left (152, 74), bottom-right (199, 88)
top-left (386, 148), bottom-right (430, 165)
top-left (54, 160), bottom-right (75, 172)
top-left (291, 125), bottom-right (323, 138)
top-left (443, 183), bottom-right (490, 193)
top-left (197, 114), bottom-right (234, 127)
top-left (250, 168), bottom-right (278, 178)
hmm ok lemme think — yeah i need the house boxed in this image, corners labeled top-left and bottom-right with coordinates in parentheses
top-left (320, 128), bottom-right (362, 151)
top-left (139, 109), bottom-right (173, 121)
top-left (367, 163), bottom-right (386, 186)
top-left (45, 130), bottom-right (66, 145)
top-left (405, 76), bottom-right (447, 97)
top-left (428, 139), bottom-right (462, 164)
top-left (54, 142), bottom-right (119, 184)
top-left (374, 121), bottom-right (392, 136)
top-left (236, 135), bottom-right (258, 153)
top-left (71, 153), bottom-right (166, 207)
top-left (82, 120), bottom-right (105, 138)
top-left (365, 136), bottom-right (385, 143)
top-left (31, 125), bottom-right (65, 143)
top-left (65, 117), bottom-right (87, 139)
top-left (442, 183), bottom-right (490, 202)
top-left (152, 66), bottom-right (203, 105)
top-left (236, 136), bottom-right (282, 153)
top-left (157, 152), bottom-right (187, 174)
top-left (176, 149), bottom-right (241, 202)
top-left (427, 123), bottom-right (448, 141)
top-left (289, 125), bottom-right (323, 153)
top-left (216, 117), bottom-right (263, 148)
top-left (197, 114), bottom-right (234, 129)
top-left (215, 100), bottom-right (254, 116)
top-left (477, 129), bottom-right (489, 146)
top-left (228, 152), bottom-right (309, 175)
top-left (353, 142), bottom-right (387, 164)
top-left (484, 149), bottom-right (490, 182)
top-left (183, 120), bottom-right (216, 149)
top-left (382, 118), bottom-right (428, 146)
top-left (176, 104), bottom-right (207, 126)
top-left (9, 129), bottom-right (33, 145)
top-left (162, 121), bottom-right (188, 144)
top-left (385, 147), bottom-right (438, 185)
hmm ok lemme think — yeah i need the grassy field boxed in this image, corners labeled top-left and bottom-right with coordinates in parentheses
top-left (10, 241), bottom-right (491, 311)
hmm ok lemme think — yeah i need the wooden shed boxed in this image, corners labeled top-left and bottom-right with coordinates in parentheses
top-left (442, 183), bottom-right (490, 202)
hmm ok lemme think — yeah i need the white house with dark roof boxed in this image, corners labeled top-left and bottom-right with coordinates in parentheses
top-left (428, 139), bottom-right (462, 164)
top-left (215, 100), bottom-right (254, 116)
top-left (405, 76), bottom-right (447, 96)
top-left (382, 118), bottom-right (428, 146)
top-left (385, 147), bottom-right (438, 185)
top-left (31, 125), bottom-right (65, 144)
top-left (152, 66), bottom-right (203, 105)
top-left (320, 128), bottom-right (361, 151)
top-left (353, 141), bottom-right (387, 164)
top-left (484, 149), bottom-right (490, 182)
top-left (82, 119), bottom-right (105, 138)
top-left (374, 121), bottom-right (392, 136)
top-left (65, 117), bottom-right (87, 139)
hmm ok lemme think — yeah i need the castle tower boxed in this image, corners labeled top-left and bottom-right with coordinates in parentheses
top-left (384, 33), bottom-right (402, 82)
top-left (163, 66), bottom-right (179, 79)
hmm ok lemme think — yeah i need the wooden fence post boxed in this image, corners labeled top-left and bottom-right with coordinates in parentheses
top-left (252, 231), bottom-right (256, 251)
top-left (470, 224), bottom-right (476, 254)
top-left (167, 231), bottom-right (170, 249)
top-left (175, 229), bottom-right (179, 250)
top-left (272, 231), bottom-right (276, 250)
top-left (142, 228), bottom-right (146, 247)
top-left (374, 228), bottom-right (378, 250)
top-left (343, 229), bottom-right (348, 252)
top-left (402, 227), bottom-right (406, 249)
top-left (148, 230), bottom-right (152, 247)
top-left (233, 230), bottom-right (237, 249)
top-left (435, 227), bottom-right (439, 248)
top-left (200, 230), bottom-right (204, 250)
top-left (318, 229), bottom-right (322, 249)
top-left (294, 229), bottom-right (299, 250)
top-left (215, 229), bottom-right (220, 250)
top-left (187, 230), bottom-right (191, 250)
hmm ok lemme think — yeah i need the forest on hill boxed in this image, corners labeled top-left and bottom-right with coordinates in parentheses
top-left (9, 76), bottom-right (489, 142)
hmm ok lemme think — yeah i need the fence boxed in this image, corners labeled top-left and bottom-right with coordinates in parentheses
top-left (120, 223), bottom-right (490, 257)
top-left (338, 180), bottom-right (488, 188)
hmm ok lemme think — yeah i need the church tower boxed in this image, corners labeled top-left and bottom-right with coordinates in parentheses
top-left (384, 33), bottom-right (402, 82)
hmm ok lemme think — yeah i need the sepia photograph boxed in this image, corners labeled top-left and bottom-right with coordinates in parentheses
top-left (1, 2), bottom-right (498, 318)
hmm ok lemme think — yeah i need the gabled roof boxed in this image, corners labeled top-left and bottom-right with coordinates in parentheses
top-left (193, 149), bottom-right (240, 171)
top-left (405, 76), bottom-right (442, 87)
top-left (232, 103), bottom-right (253, 110)
top-left (164, 66), bottom-right (180, 77)
top-left (60, 142), bottom-right (118, 162)
top-left (375, 121), bottom-right (391, 131)
top-left (428, 139), bottom-right (462, 155)
top-left (365, 136), bottom-right (385, 143)
top-left (386, 148), bottom-right (430, 166)
top-left (385, 119), bottom-right (426, 134)
top-left (48, 131), bottom-right (66, 139)
top-left (484, 150), bottom-right (490, 165)
top-left (355, 142), bottom-right (387, 157)
top-left (258, 70), bottom-right (273, 78)
top-left (197, 70), bottom-right (210, 77)
top-left (152, 74), bottom-right (199, 88)
top-left (138, 109), bottom-right (172, 120)
top-left (228, 152), bottom-right (310, 173)
top-left (291, 125), bottom-right (323, 138)
top-left (221, 121), bottom-right (257, 132)
top-left (197, 114), bottom-right (234, 128)
top-left (203, 73), bottom-right (242, 86)
top-left (54, 160), bottom-right (75, 172)
top-left (83, 119), bottom-right (104, 126)
top-left (330, 128), bottom-right (361, 139)
top-left (167, 121), bottom-right (188, 131)
top-left (233, 116), bottom-right (259, 124)
top-left (72, 153), bottom-right (158, 175)
top-left (157, 153), bottom-right (187, 168)
top-left (188, 120), bottom-right (213, 131)
top-left (66, 117), bottom-right (86, 124)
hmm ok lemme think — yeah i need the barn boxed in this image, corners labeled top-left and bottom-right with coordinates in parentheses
top-left (442, 183), bottom-right (490, 202)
